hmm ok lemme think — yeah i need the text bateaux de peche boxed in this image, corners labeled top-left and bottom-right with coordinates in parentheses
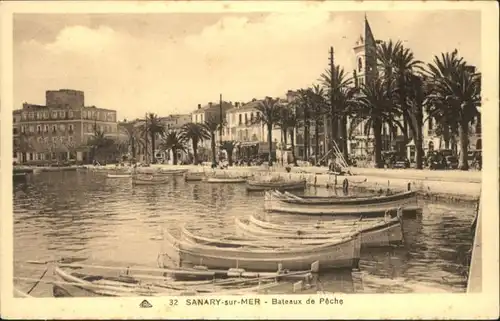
top-left (166, 296), bottom-right (344, 307)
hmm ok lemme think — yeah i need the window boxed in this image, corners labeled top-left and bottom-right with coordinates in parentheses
top-left (52, 125), bottom-right (57, 133)
top-left (44, 111), bottom-right (49, 119)
top-left (69, 111), bottom-right (74, 118)
top-left (37, 125), bottom-right (42, 133)
top-left (21, 126), bottom-right (26, 133)
top-left (29, 126), bottom-right (34, 133)
top-left (13, 128), bottom-right (18, 135)
top-left (37, 112), bottom-right (42, 119)
top-left (22, 113), bottom-right (27, 120)
top-left (428, 117), bottom-right (433, 131)
top-left (358, 57), bottom-right (363, 72)
top-left (52, 111), bottom-right (58, 118)
top-left (245, 114), bottom-right (248, 124)
top-left (29, 112), bottom-right (34, 119)
top-left (69, 124), bottom-right (74, 132)
top-left (44, 125), bottom-right (49, 132)
top-left (239, 114), bottom-right (242, 125)
top-left (59, 111), bottom-right (65, 118)
top-left (60, 124), bottom-right (66, 131)
top-left (250, 113), bottom-right (254, 122)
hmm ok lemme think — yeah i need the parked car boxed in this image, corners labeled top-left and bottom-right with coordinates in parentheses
top-left (445, 155), bottom-right (459, 169)
top-left (393, 156), bottom-right (410, 169)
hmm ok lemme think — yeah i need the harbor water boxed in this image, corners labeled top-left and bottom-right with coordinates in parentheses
top-left (13, 170), bottom-right (476, 296)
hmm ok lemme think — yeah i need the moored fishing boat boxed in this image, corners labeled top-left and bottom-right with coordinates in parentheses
top-left (280, 190), bottom-right (417, 206)
top-left (206, 177), bottom-right (247, 183)
top-left (264, 191), bottom-right (420, 217)
top-left (49, 265), bottom-right (290, 297)
top-left (157, 169), bottom-right (189, 176)
top-left (246, 179), bottom-right (307, 192)
top-left (184, 171), bottom-right (205, 182)
top-left (132, 175), bottom-right (169, 185)
top-left (107, 173), bottom-right (132, 178)
top-left (162, 228), bottom-right (361, 271)
top-left (245, 213), bottom-right (404, 247)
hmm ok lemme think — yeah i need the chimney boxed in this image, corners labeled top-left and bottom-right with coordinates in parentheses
top-left (197, 104), bottom-right (201, 109)
top-left (209, 102), bottom-right (213, 107)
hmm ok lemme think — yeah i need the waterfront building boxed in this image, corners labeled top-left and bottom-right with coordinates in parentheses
top-left (13, 89), bottom-right (118, 164)
top-left (190, 101), bottom-right (234, 161)
top-left (224, 99), bottom-right (280, 161)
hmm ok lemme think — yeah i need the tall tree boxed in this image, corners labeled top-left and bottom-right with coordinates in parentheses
top-left (142, 113), bottom-right (165, 163)
top-left (255, 97), bottom-right (282, 166)
top-left (220, 140), bottom-right (237, 166)
top-left (348, 78), bottom-right (404, 168)
top-left (159, 130), bottom-right (186, 165)
top-left (296, 89), bottom-right (312, 161)
top-left (204, 117), bottom-right (222, 165)
top-left (426, 50), bottom-right (481, 170)
top-left (275, 104), bottom-right (300, 166)
top-left (180, 122), bottom-right (210, 165)
top-left (120, 121), bottom-right (140, 160)
top-left (310, 85), bottom-right (328, 165)
top-left (320, 65), bottom-right (354, 160)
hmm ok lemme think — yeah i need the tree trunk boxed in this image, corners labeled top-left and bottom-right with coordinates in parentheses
top-left (192, 139), bottom-right (198, 165)
top-left (341, 115), bottom-right (349, 162)
top-left (290, 128), bottom-right (298, 166)
top-left (211, 133), bottom-right (216, 165)
top-left (227, 150), bottom-right (233, 166)
top-left (267, 124), bottom-right (273, 166)
top-left (458, 120), bottom-right (470, 170)
top-left (150, 132), bottom-right (156, 164)
top-left (172, 148), bottom-right (178, 165)
top-left (131, 138), bottom-right (136, 158)
top-left (373, 120), bottom-right (383, 168)
top-left (314, 123), bottom-right (319, 165)
top-left (443, 125), bottom-right (450, 149)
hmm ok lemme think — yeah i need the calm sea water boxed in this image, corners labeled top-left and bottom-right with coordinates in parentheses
top-left (13, 170), bottom-right (476, 296)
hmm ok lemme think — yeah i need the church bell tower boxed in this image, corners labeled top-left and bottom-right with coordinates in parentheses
top-left (352, 15), bottom-right (378, 87)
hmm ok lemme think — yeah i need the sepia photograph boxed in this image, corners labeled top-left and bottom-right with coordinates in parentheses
top-left (1, 1), bottom-right (498, 319)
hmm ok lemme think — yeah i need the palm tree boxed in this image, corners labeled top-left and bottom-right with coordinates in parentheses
top-left (405, 74), bottom-right (427, 169)
top-left (180, 122), bottom-right (210, 165)
top-left (88, 129), bottom-right (116, 163)
top-left (220, 140), bottom-right (237, 166)
top-left (141, 113), bottom-right (165, 163)
top-left (348, 78), bottom-right (404, 168)
top-left (255, 97), bottom-right (282, 166)
top-left (320, 65), bottom-right (354, 160)
top-left (275, 104), bottom-right (299, 166)
top-left (394, 45), bottom-right (423, 142)
top-left (310, 84), bottom-right (328, 165)
top-left (203, 117), bottom-right (222, 165)
top-left (120, 121), bottom-right (140, 160)
top-left (426, 51), bottom-right (481, 170)
top-left (296, 89), bottom-right (313, 161)
top-left (159, 131), bottom-right (186, 165)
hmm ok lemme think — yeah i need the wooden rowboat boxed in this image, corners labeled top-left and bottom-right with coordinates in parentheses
top-left (157, 169), bottom-right (189, 176)
top-left (246, 179), bottom-right (307, 192)
top-left (245, 214), bottom-right (404, 248)
top-left (280, 190), bottom-right (417, 206)
top-left (162, 228), bottom-right (361, 271)
top-left (184, 172), bottom-right (205, 181)
top-left (132, 175), bottom-right (169, 185)
top-left (107, 173), bottom-right (132, 178)
top-left (264, 191), bottom-right (420, 217)
top-left (206, 177), bottom-right (247, 183)
top-left (50, 266), bottom-right (290, 297)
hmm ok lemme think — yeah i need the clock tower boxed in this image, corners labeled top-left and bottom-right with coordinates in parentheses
top-left (352, 16), bottom-right (378, 87)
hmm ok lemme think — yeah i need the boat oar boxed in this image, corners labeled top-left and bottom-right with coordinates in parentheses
top-left (25, 256), bottom-right (88, 265)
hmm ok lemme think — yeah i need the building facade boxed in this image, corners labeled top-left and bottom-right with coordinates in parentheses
top-left (13, 89), bottom-right (118, 164)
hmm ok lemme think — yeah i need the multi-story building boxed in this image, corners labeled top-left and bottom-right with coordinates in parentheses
top-left (224, 98), bottom-right (282, 161)
top-left (13, 89), bottom-right (118, 164)
top-left (190, 101), bottom-right (234, 161)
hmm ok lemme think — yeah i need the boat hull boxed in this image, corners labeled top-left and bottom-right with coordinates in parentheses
top-left (206, 178), bottom-right (247, 183)
top-left (246, 180), bottom-right (306, 192)
top-left (163, 229), bottom-right (361, 272)
top-left (185, 172), bottom-right (205, 181)
top-left (264, 191), bottom-right (419, 217)
top-left (281, 190), bottom-right (417, 206)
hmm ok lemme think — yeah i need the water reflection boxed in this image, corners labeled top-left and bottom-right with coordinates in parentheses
top-left (13, 171), bottom-right (475, 294)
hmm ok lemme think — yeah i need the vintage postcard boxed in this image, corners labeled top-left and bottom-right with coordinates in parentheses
top-left (1, 0), bottom-right (499, 319)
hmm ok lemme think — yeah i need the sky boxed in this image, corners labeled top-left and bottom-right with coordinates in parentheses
top-left (13, 10), bottom-right (481, 121)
